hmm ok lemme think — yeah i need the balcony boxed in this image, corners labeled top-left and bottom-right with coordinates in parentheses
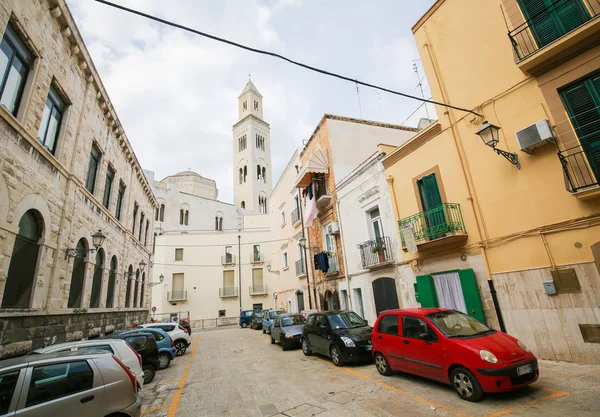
top-left (358, 237), bottom-right (394, 269)
top-left (249, 284), bottom-right (267, 295)
top-left (167, 291), bottom-right (187, 302)
top-left (295, 259), bottom-right (307, 277)
top-left (291, 207), bottom-right (301, 226)
top-left (219, 287), bottom-right (238, 298)
top-left (507, 0), bottom-right (600, 75)
top-left (559, 145), bottom-right (600, 198)
top-left (326, 255), bottom-right (339, 276)
top-left (250, 253), bottom-right (264, 264)
top-left (221, 254), bottom-right (236, 265)
top-left (398, 203), bottom-right (467, 252)
top-left (314, 177), bottom-right (331, 210)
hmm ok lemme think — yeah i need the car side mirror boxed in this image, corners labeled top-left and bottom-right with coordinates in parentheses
top-left (363, 320), bottom-right (368, 326)
top-left (419, 332), bottom-right (431, 344)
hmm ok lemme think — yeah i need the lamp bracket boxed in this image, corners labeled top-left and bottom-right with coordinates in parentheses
top-left (494, 148), bottom-right (521, 169)
top-left (65, 247), bottom-right (97, 260)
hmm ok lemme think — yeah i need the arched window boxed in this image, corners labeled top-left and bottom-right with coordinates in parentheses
top-left (106, 256), bottom-right (117, 308)
top-left (262, 167), bottom-right (266, 183)
top-left (180, 209), bottom-right (184, 225)
top-left (184, 210), bottom-right (189, 226)
top-left (125, 265), bottom-right (133, 307)
top-left (215, 216), bottom-right (219, 231)
top-left (159, 204), bottom-right (165, 222)
top-left (67, 238), bottom-right (88, 308)
top-left (241, 201), bottom-right (245, 209)
top-left (239, 168), bottom-right (243, 185)
top-left (219, 217), bottom-right (223, 231)
top-left (89, 248), bottom-right (104, 308)
top-left (133, 269), bottom-right (140, 308)
top-left (140, 272), bottom-right (146, 308)
top-left (155, 208), bottom-right (159, 221)
top-left (1, 210), bottom-right (43, 308)
top-left (243, 165), bottom-right (247, 182)
top-left (257, 165), bottom-right (261, 180)
top-left (144, 220), bottom-right (149, 245)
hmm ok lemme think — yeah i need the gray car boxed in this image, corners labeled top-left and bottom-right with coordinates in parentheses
top-left (0, 350), bottom-right (141, 417)
top-left (270, 313), bottom-right (306, 350)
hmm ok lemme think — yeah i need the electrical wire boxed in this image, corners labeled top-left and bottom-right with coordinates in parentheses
top-left (154, 237), bottom-right (292, 247)
top-left (92, 0), bottom-right (482, 117)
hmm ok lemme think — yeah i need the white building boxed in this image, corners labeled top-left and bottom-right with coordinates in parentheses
top-left (233, 80), bottom-right (272, 212)
top-left (336, 149), bottom-right (418, 325)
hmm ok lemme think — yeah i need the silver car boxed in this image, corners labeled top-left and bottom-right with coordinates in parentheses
top-left (0, 350), bottom-right (141, 417)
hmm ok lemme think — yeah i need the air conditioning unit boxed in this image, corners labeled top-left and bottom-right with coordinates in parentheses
top-left (328, 222), bottom-right (340, 235)
top-left (515, 119), bottom-right (556, 154)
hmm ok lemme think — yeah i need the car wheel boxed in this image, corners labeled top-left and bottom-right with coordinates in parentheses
top-left (270, 334), bottom-right (275, 344)
top-left (241, 323), bottom-right (248, 328)
top-left (174, 340), bottom-right (187, 356)
top-left (281, 336), bottom-right (289, 351)
top-left (374, 352), bottom-right (393, 376)
top-left (262, 327), bottom-right (266, 334)
top-left (302, 338), bottom-right (312, 356)
top-left (451, 367), bottom-right (484, 402)
top-left (330, 345), bottom-right (345, 367)
top-left (158, 353), bottom-right (171, 370)
top-left (142, 365), bottom-right (155, 384)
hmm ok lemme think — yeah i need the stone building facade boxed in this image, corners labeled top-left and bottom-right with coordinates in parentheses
top-left (0, 0), bottom-right (156, 358)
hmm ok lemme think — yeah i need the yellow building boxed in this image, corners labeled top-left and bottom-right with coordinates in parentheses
top-left (383, 0), bottom-right (600, 364)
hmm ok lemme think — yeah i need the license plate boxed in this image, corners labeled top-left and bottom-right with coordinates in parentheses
top-left (517, 364), bottom-right (532, 376)
top-left (366, 345), bottom-right (372, 351)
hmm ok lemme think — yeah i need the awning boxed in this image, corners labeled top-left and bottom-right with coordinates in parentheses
top-left (296, 148), bottom-right (329, 188)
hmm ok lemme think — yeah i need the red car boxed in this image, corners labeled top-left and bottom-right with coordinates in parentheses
top-left (372, 308), bottom-right (538, 402)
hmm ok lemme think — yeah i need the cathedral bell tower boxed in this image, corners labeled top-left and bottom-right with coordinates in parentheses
top-left (232, 79), bottom-right (272, 213)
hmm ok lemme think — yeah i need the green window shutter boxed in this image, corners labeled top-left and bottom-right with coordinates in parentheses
top-left (555, 0), bottom-right (589, 33)
top-left (458, 269), bottom-right (486, 325)
top-left (419, 174), bottom-right (442, 211)
top-left (415, 275), bottom-right (438, 308)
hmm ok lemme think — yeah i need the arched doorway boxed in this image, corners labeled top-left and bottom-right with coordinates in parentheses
top-left (140, 272), bottom-right (146, 308)
top-left (133, 269), bottom-right (140, 308)
top-left (125, 265), bottom-right (133, 307)
top-left (372, 277), bottom-right (399, 315)
top-left (323, 290), bottom-right (331, 310)
top-left (296, 290), bottom-right (305, 313)
top-left (106, 256), bottom-right (117, 308)
top-left (67, 238), bottom-right (88, 308)
top-left (89, 248), bottom-right (104, 308)
top-left (1, 210), bottom-right (43, 308)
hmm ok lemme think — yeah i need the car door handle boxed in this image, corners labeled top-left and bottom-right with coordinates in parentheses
top-left (377, 336), bottom-right (382, 340)
top-left (404, 340), bottom-right (410, 345)
top-left (80, 395), bottom-right (95, 404)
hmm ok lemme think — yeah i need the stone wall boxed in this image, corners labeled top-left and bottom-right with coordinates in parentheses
top-left (0, 309), bottom-right (149, 359)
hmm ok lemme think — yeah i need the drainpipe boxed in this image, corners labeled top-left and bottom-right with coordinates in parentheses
top-left (423, 29), bottom-right (505, 332)
top-left (238, 234), bottom-right (242, 313)
top-left (298, 189), bottom-right (314, 309)
top-left (335, 199), bottom-right (353, 311)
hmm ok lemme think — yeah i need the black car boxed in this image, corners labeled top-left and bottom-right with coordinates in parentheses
top-left (270, 313), bottom-right (305, 350)
top-left (179, 318), bottom-right (192, 335)
top-left (250, 311), bottom-right (265, 330)
top-left (106, 332), bottom-right (160, 384)
top-left (301, 310), bottom-right (373, 366)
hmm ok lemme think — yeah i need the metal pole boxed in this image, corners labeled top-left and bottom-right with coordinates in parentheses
top-left (298, 189), bottom-right (314, 309)
top-left (238, 234), bottom-right (242, 313)
top-left (335, 199), bottom-right (353, 311)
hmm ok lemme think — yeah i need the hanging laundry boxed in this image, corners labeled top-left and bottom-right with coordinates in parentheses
top-left (314, 252), bottom-right (329, 272)
top-left (304, 184), bottom-right (317, 227)
top-left (305, 183), bottom-right (314, 200)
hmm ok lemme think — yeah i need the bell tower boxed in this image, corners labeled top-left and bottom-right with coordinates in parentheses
top-left (233, 78), bottom-right (272, 212)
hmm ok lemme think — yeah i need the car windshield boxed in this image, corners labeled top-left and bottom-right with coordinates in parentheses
top-left (269, 310), bottom-right (283, 319)
top-left (328, 312), bottom-right (366, 329)
top-left (427, 310), bottom-right (492, 337)
top-left (281, 315), bottom-right (305, 327)
top-left (255, 312), bottom-right (264, 318)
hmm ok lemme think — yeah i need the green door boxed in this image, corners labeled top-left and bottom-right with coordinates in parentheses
top-left (415, 275), bottom-right (439, 308)
top-left (417, 173), bottom-right (446, 239)
top-left (560, 74), bottom-right (600, 180)
top-left (518, 0), bottom-right (590, 48)
top-left (458, 269), bottom-right (486, 325)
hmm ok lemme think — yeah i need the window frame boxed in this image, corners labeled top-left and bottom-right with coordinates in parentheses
top-left (102, 165), bottom-right (115, 209)
top-left (377, 314), bottom-right (399, 336)
top-left (37, 84), bottom-right (66, 155)
top-left (282, 251), bottom-right (288, 269)
top-left (401, 315), bottom-right (438, 342)
top-left (85, 144), bottom-right (102, 194)
top-left (25, 360), bottom-right (94, 407)
top-left (175, 248), bottom-right (183, 261)
top-left (0, 24), bottom-right (34, 116)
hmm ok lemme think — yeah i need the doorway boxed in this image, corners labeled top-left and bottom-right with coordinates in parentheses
top-left (67, 238), bottom-right (88, 308)
top-left (372, 277), bottom-right (400, 315)
top-left (296, 290), bottom-right (305, 312)
top-left (89, 249), bottom-right (104, 308)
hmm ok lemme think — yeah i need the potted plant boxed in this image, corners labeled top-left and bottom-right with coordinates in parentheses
top-left (371, 241), bottom-right (386, 263)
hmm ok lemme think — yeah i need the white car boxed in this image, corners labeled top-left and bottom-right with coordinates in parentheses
top-left (139, 323), bottom-right (191, 356)
top-left (33, 338), bottom-right (145, 390)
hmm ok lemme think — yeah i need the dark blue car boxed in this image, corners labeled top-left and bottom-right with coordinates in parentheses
top-left (118, 327), bottom-right (176, 370)
top-left (240, 309), bottom-right (260, 328)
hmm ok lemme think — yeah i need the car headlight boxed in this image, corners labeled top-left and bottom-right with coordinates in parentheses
top-left (480, 350), bottom-right (498, 364)
top-left (285, 332), bottom-right (293, 339)
top-left (340, 336), bottom-right (355, 347)
top-left (518, 340), bottom-right (531, 353)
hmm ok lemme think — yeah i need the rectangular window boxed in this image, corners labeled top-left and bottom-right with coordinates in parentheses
top-left (102, 166), bottom-right (115, 209)
top-left (218, 309), bottom-right (226, 317)
top-left (0, 25), bottom-right (33, 116)
top-left (175, 248), bottom-right (183, 261)
top-left (223, 270), bottom-right (234, 288)
top-left (353, 288), bottom-right (365, 319)
top-left (37, 85), bottom-right (65, 155)
top-left (340, 289), bottom-right (348, 310)
top-left (323, 225), bottom-right (335, 253)
top-left (253, 245), bottom-right (260, 262)
top-left (85, 144), bottom-right (101, 194)
top-left (369, 207), bottom-right (383, 239)
top-left (144, 220), bottom-right (149, 246)
top-left (115, 181), bottom-right (125, 220)
top-left (281, 211), bottom-right (286, 226)
top-left (139, 212), bottom-right (144, 241)
top-left (225, 246), bottom-right (233, 263)
top-left (26, 361), bottom-right (93, 407)
top-left (172, 273), bottom-right (184, 293)
top-left (283, 252), bottom-right (288, 269)
top-left (252, 268), bottom-right (263, 287)
top-left (132, 202), bottom-right (138, 235)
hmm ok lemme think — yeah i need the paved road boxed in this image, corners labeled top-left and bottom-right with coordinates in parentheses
top-left (140, 326), bottom-right (600, 417)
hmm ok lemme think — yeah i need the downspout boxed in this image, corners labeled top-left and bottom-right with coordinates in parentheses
top-left (297, 189), bottom-right (314, 309)
top-left (335, 199), bottom-right (353, 311)
top-left (238, 234), bottom-right (242, 313)
top-left (423, 29), bottom-right (505, 332)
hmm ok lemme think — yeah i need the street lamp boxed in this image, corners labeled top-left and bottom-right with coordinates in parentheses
top-left (149, 274), bottom-right (164, 287)
top-left (66, 229), bottom-right (106, 259)
top-left (139, 260), bottom-right (147, 272)
top-left (475, 121), bottom-right (520, 169)
top-left (298, 236), bottom-right (307, 248)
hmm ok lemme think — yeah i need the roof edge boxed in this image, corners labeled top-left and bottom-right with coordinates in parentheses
top-left (412, 0), bottom-right (446, 33)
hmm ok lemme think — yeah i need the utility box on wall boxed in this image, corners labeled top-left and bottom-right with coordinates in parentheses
top-left (543, 280), bottom-right (557, 295)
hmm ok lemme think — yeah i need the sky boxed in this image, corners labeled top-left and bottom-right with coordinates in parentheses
top-left (68, 0), bottom-right (437, 204)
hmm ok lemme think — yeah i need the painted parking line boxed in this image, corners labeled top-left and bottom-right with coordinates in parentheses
top-left (142, 404), bottom-right (170, 415)
top-left (142, 379), bottom-right (181, 390)
top-left (482, 385), bottom-right (570, 417)
top-left (167, 334), bottom-right (200, 417)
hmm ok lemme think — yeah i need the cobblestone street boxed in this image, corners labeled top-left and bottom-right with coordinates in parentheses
top-left (140, 327), bottom-right (600, 417)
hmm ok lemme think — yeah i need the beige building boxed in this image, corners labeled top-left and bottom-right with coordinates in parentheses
top-left (0, 0), bottom-right (156, 358)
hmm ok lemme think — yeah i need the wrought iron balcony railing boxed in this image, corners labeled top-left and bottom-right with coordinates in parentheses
top-left (219, 287), bottom-right (238, 298)
top-left (295, 259), bottom-right (306, 277)
top-left (167, 291), bottom-right (187, 301)
top-left (358, 237), bottom-right (393, 269)
top-left (249, 285), bottom-right (267, 295)
top-left (398, 203), bottom-right (466, 246)
top-left (558, 145), bottom-right (600, 193)
top-left (221, 254), bottom-right (236, 265)
top-left (507, 0), bottom-right (599, 61)
top-left (291, 207), bottom-right (301, 225)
